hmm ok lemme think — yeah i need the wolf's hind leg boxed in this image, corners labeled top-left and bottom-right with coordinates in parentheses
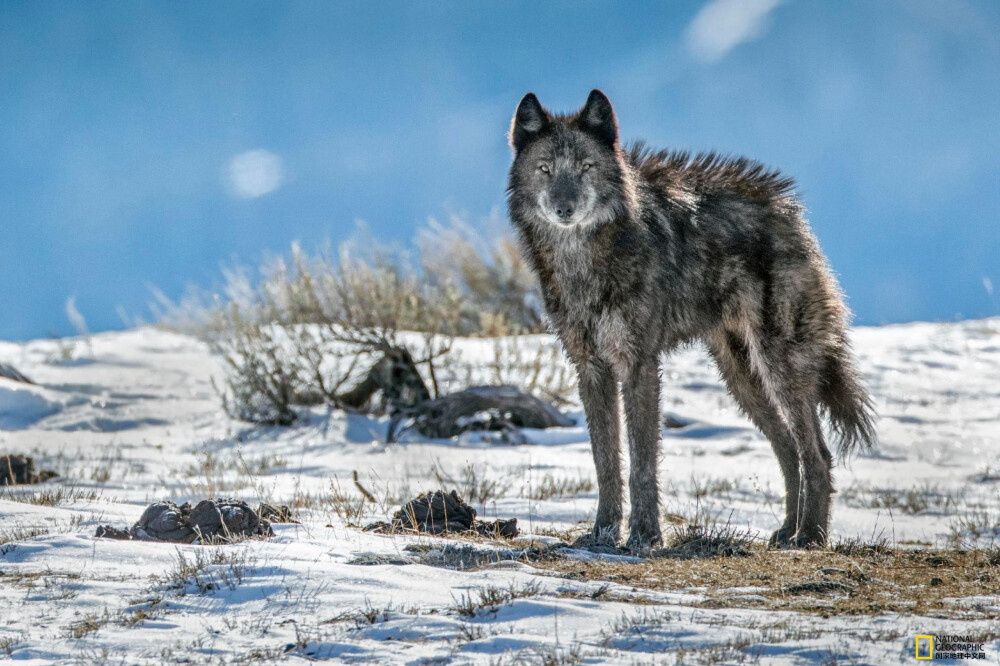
top-left (577, 359), bottom-right (623, 544)
top-left (622, 358), bottom-right (663, 553)
top-left (782, 399), bottom-right (833, 546)
top-left (708, 331), bottom-right (801, 546)
top-left (752, 335), bottom-right (834, 547)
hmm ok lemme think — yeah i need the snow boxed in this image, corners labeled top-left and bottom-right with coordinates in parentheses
top-left (0, 321), bottom-right (998, 663)
top-left (0, 380), bottom-right (65, 430)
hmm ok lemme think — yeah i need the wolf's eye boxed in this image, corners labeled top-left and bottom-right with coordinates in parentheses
top-left (538, 164), bottom-right (550, 174)
top-left (581, 163), bottom-right (592, 172)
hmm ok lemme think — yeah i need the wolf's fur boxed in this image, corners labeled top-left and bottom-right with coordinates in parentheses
top-left (507, 90), bottom-right (875, 551)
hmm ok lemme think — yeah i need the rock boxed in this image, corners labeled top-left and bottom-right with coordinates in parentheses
top-left (96, 497), bottom-right (273, 543)
top-left (476, 518), bottom-right (519, 539)
top-left (94, 525), bottom-right (133, 540)
top-left (364, 489), bottom-right (519, 539)
top-left (0, 454), bottom-right (34, 485)
top-left (134, 501), bottom-right (197, 543)
top-left (396, 490), bottom-right (477, 534)
top-left (257, 503), bottom-right (296, 523)
top-left (783, 580), bottom-right (854, 595)
top-left (189, 498), bottom-right (270, 540)
top-left (0, 454), bottom-right (58, 486)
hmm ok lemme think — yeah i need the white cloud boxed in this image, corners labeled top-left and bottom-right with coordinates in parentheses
top-left (226, 149), bottom-right (284, 198)
top-left (685, 0), bottom-right (783, 63)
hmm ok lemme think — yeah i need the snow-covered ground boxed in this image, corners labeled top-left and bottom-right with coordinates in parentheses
top-left (1, 320), bottom-right (999, 664)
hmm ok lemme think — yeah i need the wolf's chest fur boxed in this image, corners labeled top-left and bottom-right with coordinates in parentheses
top-left (543, 227), bottom-right (648, 374)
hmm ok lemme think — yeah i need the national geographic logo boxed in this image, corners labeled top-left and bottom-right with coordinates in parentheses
top-left (916, 634), bottom-right (987, 660)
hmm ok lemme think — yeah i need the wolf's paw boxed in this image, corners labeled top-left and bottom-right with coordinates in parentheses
top-left (572, 524), bottom-right (621, 553)
top-left (768, 523), bottom-right (797, 548)
top-left (788, 529), bottom-right (827, 549)
top-left (771, 525), bottom-right (826, 549)
top-left (625, 526), bottom-right (662, 556)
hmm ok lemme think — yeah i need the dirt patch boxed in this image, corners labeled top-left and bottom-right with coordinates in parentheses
top-left (0, 454), bottom-right (59, 485)
top-left (539, 545), bottom-right (1000, 620)
top-left (364, 489), bottom-right (519, 538)
top-left (95, 498), bottom-right (286, 543)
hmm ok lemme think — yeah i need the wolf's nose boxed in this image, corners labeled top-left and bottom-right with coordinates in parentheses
top-left (555, 204), bottom-right (574, 219)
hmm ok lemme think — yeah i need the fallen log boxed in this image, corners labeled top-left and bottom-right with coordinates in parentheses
top-left (387, 385), bottom-right (573, 443)
top-left (335, 346), bottom-right (431, 412)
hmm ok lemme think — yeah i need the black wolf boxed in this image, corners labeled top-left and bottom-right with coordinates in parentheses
top-left (507, 89), bottom-right (875, 552)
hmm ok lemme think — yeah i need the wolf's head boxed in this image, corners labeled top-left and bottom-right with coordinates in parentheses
top-left (508, 89), bottom-right (634, 230)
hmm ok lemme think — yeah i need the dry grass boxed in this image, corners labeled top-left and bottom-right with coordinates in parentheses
top-left (655, 521), bottom-right (757, 559)
top-left (0, 636), bottom-right (18, 658)
top-left (0, 524), bottom-right (52, 556)
top-left (841, 481), bottom-right (966, 515)
top-left (68, 611), bottom-right (110, 639)
top-left (452, 580), bottom-right (543, 618)
top-left (431, 461), bottom-right (511, 509)
top-left (0, 485), bottom-right (103, 507)
top-left (541, 544), bottom-right (1000, 620)
top-left (151, 547), bottom-right (258, 595)
top-left (526, 473), bottom-right (594, 501)
top-left (949, 508), bottom-right (1000, 547)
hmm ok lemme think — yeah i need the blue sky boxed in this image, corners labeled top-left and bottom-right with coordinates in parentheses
top-left (1, 0), bottom-right (998, 340)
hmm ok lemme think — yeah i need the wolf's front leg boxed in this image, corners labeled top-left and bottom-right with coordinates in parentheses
top-left (622, 357), bottom-right (663, 553)
top-left (577, 359), bottom-right (623, 544)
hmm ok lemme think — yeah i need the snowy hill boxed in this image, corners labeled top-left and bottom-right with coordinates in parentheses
top-left (1, 321), bottom-right (998, 663)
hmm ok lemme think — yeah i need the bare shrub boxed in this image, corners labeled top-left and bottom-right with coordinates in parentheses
top-left (416, 216), bottom-right (543, 335)
top-left (208, 245), bottom-right (460, 425)
top-left (155, 219), bottom-right (576, 425)
top-left (156, 219), bottom-right (539, 339)
top-left (485, 336), bottom-right (577, 405)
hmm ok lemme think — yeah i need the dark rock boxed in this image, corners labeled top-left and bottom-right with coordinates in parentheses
top-left (364, 490), bottom-right (519, 539)
top-left (0, 454), bottom-right (34, 486)
top-left (396, 490), bottom-right (477, 534)
top-left (476, 518), bottom-right (520, 539)
top-left (257, 503), bottom-right (296, 524)
top-left (783, 580), bottom-right (854, 595)
top-left (135, 501), bottom-right (197, 543)
top-left (189, 498), bottom-right (270, 540)
top-left (362, 520), bottom-right (393, 533)
top-left (94, 525), bottom-right (133, 540)
top-left (0, 454), bottom-right (58, 486)
top-left (96, 497), bottom-right (273, 543)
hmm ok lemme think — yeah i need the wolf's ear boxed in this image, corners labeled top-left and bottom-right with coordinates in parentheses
top-left (511, 92), bottom-right (550, 153)
top-left (579, 89), bottom-right (618, 147)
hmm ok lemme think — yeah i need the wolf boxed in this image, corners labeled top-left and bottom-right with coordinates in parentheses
top-left (506, 89), bottom-right (875, 552)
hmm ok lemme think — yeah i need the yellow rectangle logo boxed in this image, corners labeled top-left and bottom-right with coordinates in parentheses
top-left (915, 635), bottom-right (933, 659)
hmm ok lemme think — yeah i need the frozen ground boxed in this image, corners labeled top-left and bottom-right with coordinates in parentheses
top-left (1, 320), bottom-right (999, 664)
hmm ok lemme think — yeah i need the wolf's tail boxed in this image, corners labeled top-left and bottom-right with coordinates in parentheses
top-left (819, 341), bottom-right (877, 459)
